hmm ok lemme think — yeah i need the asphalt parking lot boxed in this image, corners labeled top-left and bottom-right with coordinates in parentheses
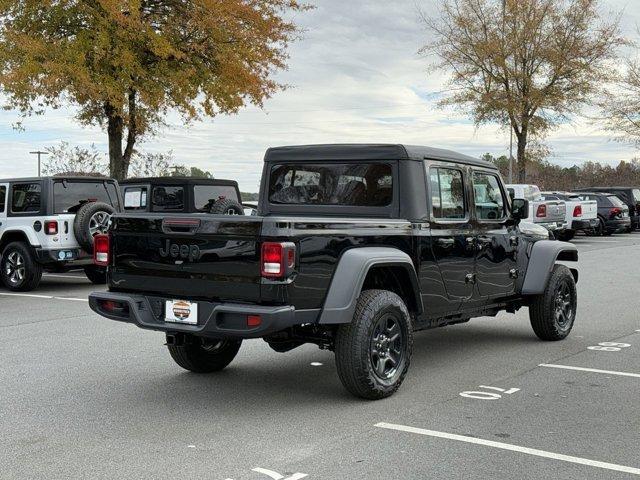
top-left (1, 233), bottom-right (639, 479)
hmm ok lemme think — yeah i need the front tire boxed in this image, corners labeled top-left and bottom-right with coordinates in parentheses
top-left (1, 242), bottom-right (42, 291)
top-left (529, 265), bottom-right (577, 341)
top-left (335, 289), bottom-right (413, 400)
top-left (167, 335), bottom-right (242, 373)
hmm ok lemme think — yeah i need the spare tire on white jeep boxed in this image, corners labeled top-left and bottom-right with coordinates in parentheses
top-left (74, 202), bottom-right (115, 253)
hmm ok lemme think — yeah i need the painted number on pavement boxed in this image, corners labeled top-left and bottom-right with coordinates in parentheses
top-left (587, 342), bottom-right (631, 352)
top-left (459, 386), bottom-right (520, 400)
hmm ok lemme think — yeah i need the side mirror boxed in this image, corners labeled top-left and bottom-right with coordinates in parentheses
top-left (511, 198), bottom-right (529, 223)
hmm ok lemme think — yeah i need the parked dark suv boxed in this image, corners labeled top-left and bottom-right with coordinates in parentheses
top-left (90, 144), bottom-right (579, 399)
top-left (573, 192), bottom-right (631, 235)
top-left (120, 177), bottom-right (244, 215)
top-left (573, 187), bottom-right (640, 231)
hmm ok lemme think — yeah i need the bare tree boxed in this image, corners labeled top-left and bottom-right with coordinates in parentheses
top-left (421, 0), bottom-right (623, 182)
top-left (601, 54), bottom-right (640, 148)
top-left (44, 142), bottom-right (108, 177)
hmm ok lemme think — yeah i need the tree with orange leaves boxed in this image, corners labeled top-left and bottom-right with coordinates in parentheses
top-left (0, 0), bottom-right (308, 179)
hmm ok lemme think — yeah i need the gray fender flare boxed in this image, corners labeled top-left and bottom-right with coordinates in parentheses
top-left (521, 240), bottom-right (578, 295)
top-left (318, 247), bottom-right (422, 325)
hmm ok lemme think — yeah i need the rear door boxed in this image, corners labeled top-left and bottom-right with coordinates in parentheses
top-left (472, 170), bottom-right (517, 298)
top-left (426, 164), bottom-right (476, 315)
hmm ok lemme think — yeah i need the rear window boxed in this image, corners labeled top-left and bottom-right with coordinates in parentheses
top-left (11, 183), bottom-right (42, 213)
top-left (268, 163), bottom-right (393, 206)
top-left (123, 187), bottom-right (148, 210)
top-left (608, 195), bottom-right (624, 207)
top-left (194, 185), bottom-right (239, 212)
top-left (53, 181), bottom-right (119, 214)
top-left (152, 186), bottom-right (184, 212)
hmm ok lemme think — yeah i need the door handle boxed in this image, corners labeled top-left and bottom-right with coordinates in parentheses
top-left (436, 238), bottom-right (455, 248)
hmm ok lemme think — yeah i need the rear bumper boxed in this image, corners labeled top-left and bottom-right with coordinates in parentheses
top-left (571, 218), bottom-right (598, 231)
top-left (35, 248), bottom-right (92, 266)
top-left (88, 292), bottom-right (308, 339)
top-left (604, 218), bottom-right (631, 232)
top-left (536, 221), bottom-right (565, 231)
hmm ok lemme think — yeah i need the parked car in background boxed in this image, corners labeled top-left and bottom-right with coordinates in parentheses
top-left (573, 192), bottom-right (631, 235)
top-left (0, 176), bottom-right (120, 290)
top-left (540, 191), bottom-right (598, 241)
top-left (572, 187), bottom-right (640, 231)
top-left (506, 184), bottom-right (567, 235)
top-left (120, 177), bottom-right (244, 215)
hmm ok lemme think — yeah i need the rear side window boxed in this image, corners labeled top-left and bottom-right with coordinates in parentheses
top-left (0, 186), bottom-right (6, 213)
top-left (152, 186), bottom-right (184, 212)
top-left (632, 189), bottom-right (640, 202)
top-left (472, 172), bottom-right (505, 220)
top-left (11, 183), bottom-right (41, 213)
top-left (53, 181), bottom-right (119, 213)
top-left (268, 163), bottom-right (393, 206)
top-left (194, 185), bottom-right (239, 211)
top-left (123, 187), bottom-right (148, 210)
top-left (430, 167), bottom-right (466, 220)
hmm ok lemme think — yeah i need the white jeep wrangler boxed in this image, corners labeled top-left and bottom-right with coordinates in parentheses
top-left (0, 176), bottom-right (120, 291)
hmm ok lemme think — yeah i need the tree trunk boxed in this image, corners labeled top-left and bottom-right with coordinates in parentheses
top-left (105, 102), bottom-right (125, 181)
top-left (104, 91), bottom-right (137, 181)
top-left (516, 128), bottom-right (528, 183)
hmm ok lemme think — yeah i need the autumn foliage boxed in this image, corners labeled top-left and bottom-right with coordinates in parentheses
top-left (0, 0), bottom-right (307, 179)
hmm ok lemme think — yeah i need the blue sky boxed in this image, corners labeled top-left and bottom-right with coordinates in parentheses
top-left (1, 0), bottom-right (639, 192)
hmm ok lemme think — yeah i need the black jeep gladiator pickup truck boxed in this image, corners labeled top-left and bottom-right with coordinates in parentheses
top-left (89, 144), bottom-right (578, 399)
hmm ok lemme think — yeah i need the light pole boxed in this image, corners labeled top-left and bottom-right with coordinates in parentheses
top-left (29, 150), bottom-right (48, 177)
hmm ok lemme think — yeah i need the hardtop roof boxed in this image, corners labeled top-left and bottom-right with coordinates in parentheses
top-left (263, 144), bottom-right (495, 169)
top-left (120, 177), bottom-right (238, 187)
top-left (0, 176), bottom-right (114, 183)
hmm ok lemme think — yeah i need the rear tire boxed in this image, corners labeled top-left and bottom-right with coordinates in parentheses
top-left (529, 265), bottom-right (577, 341)
top-left (167, 335), bottom-right (242, 373)
top-left (1, 242), bottom-right (42, 291)
top-left (84, 266), bottom-right (107, 284)
top-left (335, 289), bottom-right (413, 400)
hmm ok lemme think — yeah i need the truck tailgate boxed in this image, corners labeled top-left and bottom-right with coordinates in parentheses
top-left (534, 200), bottom-right (565, 223)
top-left (109, 214), bottom-right (263, 302)
top-left (580, 200), bottom-right (598, 219)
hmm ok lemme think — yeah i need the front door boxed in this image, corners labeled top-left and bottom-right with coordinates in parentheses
top-left (471, 170), bottom-right (517, 298)
top-left (422, 165), bottom-right (476, 316)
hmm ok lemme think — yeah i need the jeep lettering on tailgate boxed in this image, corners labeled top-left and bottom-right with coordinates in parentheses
top-left (159, 240), bottom-right (201, 262)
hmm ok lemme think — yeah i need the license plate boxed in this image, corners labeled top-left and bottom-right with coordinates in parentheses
top-left (165, 300), bottom-right (198, 325)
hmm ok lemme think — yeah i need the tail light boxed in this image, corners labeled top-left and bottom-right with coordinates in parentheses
top-left (536, 204), bottom-right (547, 218)
top-left (573, 205), bottom-right (582, 217)
top-left (609, 207), bottom-right (622, 218)
top-left (44, 220), bottom-right (58, 235)
top-left (93, 234), bottom-right (110, 266)
top-left (261, 241), bottom-right (296, 279)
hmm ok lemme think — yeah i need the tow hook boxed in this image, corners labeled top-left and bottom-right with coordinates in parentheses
top-left (165, 332), bottom-right (186, 347)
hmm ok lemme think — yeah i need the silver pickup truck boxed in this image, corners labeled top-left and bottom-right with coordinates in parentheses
top-left (506, 184), bottom-right (566, 233)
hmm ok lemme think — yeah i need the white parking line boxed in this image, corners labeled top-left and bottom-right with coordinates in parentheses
top-left (539, 364), bottom-right (640, 379)
top-left (374, 423), bottom-right (640, 476)
top-left (0, 292), bottom-right (88, 302)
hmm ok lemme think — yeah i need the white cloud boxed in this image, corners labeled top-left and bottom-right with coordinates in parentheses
top-left (1, 0), bottom-right (638, 191)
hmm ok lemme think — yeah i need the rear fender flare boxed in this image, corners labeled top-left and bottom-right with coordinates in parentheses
top-left (521, 240), bottom-right (578, 295)
top-left (318, 247), bottom-right (422, 324)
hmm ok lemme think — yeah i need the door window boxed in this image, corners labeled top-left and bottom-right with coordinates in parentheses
top-left (0, 186), bottom-right (6, 213)
top-left (472, 172), bottom-right (506, 220)
top-left (430, 168), bottom-right (466, 220)
top-left (11, 183), bottom-right (41, 213)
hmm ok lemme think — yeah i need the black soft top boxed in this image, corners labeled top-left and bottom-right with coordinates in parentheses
top-left (264, 144), bottom-right (493, 169)
top-left (120, 177), bottom-right (238, 187)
